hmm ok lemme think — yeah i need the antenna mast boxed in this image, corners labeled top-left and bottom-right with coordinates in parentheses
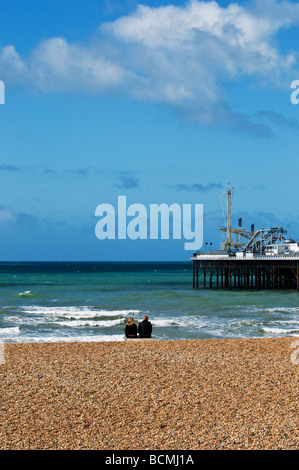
top-left (226, 183), bottom-right (232, 251)
top-left (220, 183), bottom-right (254, 251)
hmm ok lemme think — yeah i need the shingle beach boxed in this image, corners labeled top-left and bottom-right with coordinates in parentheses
top-left (0, 337), bottom-right (298, 450)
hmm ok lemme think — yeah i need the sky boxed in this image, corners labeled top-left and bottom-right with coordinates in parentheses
top-left (1, 0), bottom-right (299, 261)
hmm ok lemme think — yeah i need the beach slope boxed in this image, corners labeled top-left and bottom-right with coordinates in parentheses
top-left (0, 337), bottom-right (298, 450)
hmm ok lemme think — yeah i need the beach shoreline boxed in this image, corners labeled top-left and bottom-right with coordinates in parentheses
top-left (0, 336), bottom-right (298, 450)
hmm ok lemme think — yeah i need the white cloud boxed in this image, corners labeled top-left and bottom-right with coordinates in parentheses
top-left (105, 1), bottom-right (269, 49)
top-left (103, 0), bottom-right (297, 76)
top-left (1, 0), bottom-right (299, 128)
top-left (30, 37), bottom-right (128, 92)
top-left (0, 45), bottom-right (27, 83)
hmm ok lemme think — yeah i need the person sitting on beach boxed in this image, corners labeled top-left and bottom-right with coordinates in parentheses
top-left (138, 315), bottom-right (152, 338)
top-left (125, 317), bottom-right (138, 338)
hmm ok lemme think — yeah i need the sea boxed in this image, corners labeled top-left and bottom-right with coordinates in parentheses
top-left (0, 261), bottom-right (299, 343)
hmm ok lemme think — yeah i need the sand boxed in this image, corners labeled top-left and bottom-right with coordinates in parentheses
top-left (0, 337), bottom-right (298, 450)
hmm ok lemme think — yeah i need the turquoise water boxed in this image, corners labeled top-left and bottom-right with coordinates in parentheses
top-left (0, 262), bottom-right (299, 343)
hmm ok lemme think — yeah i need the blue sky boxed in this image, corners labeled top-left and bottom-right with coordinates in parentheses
top-left (1, 0), bottom-right (299, 261)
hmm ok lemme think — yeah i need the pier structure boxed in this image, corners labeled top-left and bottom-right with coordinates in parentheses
top-left (191, 254), bottom-right (299, 290)
top-left (191, 184), bottom-right (299, 290)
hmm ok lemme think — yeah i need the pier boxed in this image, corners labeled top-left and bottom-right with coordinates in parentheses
top-left (191, 255), bottom-right (299, 290)
top-left (191, 184), bottom-right (299, 290)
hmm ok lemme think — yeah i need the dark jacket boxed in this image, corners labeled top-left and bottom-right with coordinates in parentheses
top-left (125, 324), bottom-right (138, 338)
top-left (138, 319), bottom-right (152, 338)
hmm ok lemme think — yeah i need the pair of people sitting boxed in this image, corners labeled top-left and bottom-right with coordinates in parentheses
top-left (125, 315), bottom-right (152, 339)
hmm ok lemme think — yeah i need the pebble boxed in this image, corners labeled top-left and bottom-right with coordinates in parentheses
top-left (0, 337), bottom-right (298, 449)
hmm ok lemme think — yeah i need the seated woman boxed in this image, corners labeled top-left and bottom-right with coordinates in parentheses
top-left (125, 317), bottom-right (138, 338)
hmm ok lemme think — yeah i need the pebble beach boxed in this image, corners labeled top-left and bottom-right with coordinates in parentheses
top-left (0, 337), bottom-right (298, 450)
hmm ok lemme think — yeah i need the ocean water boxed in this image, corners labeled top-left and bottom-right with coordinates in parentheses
top-left (0, 261), bottom-right (299, 343)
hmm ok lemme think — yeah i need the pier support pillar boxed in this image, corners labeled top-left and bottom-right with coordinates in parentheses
top-left (192, 259), bottom-right (299, 291)
top-left (245, 267), bottom-right (249, 289)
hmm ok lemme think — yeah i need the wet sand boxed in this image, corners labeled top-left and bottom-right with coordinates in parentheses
top-left (0, 337), bottom-right (298, 450)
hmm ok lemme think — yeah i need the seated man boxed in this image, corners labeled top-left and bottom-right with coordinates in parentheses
top-left (138, 315), bottom-right (152, 338)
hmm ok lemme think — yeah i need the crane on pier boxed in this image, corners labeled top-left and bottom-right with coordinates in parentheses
top-left (219, 183), bottom-right (254, 252)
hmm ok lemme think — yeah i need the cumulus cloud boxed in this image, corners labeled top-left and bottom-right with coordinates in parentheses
top-left (1, 0), bottom-right (299, 129)
top-left (0, 38), bottom-right (128, 92)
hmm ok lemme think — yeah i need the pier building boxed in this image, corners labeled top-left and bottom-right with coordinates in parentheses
top-left (191, 184), bottom-right (299, 290)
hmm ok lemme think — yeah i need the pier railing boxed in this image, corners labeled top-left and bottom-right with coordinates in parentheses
top-left (191, 253), bottom-right (299, 261)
